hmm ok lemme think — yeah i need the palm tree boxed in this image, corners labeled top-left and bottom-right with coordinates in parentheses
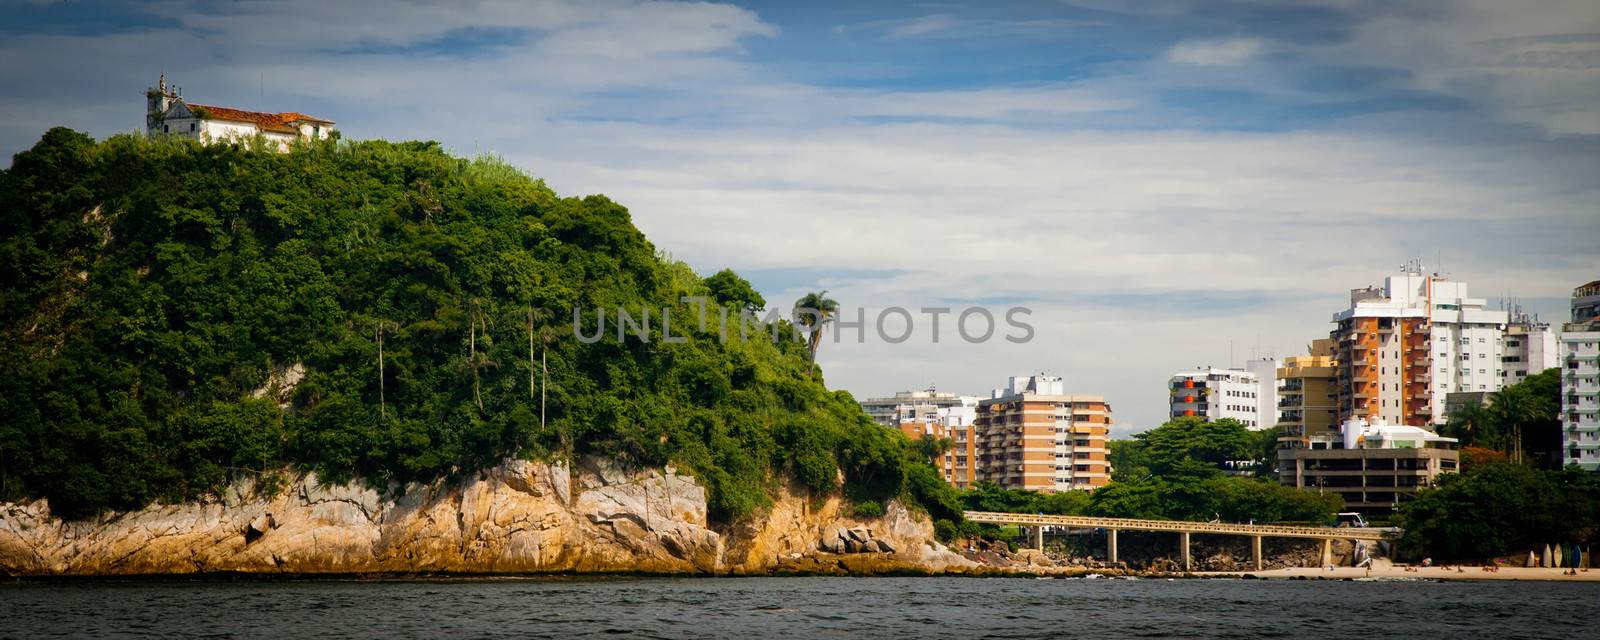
top-left (793, 291), bottom-right (839, 376)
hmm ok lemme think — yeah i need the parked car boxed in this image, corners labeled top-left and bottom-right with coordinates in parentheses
top-left (1335, 512), bottom-right (1369, 528)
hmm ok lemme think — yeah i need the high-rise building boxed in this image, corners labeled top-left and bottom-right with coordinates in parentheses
top-left (1502, 313), bottom-right (1559, 383)
top-left (1168, 367), bottom-right (1269, 428)
top-left (1331, 265), bottom-right (1509, 427)
top-left (1560, 280), bottom-right (1600, 470)
top-left (976, 375), bottom-right (1111, 492)
top-left (1276, 339), bottom-right (1339, 449)
top-left (1247, 357), bottom-right (1282, 427)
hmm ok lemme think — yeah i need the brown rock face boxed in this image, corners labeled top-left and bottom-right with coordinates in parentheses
top-left (0, 457), bottom-right (973, 577)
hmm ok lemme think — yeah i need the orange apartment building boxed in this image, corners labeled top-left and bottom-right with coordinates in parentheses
top-left (975, 375), bottom-right (1111, 492)
top-left (1332, 314), bottom-right (1432, 427)
top-left (895, 415), bottom-right (978, 489)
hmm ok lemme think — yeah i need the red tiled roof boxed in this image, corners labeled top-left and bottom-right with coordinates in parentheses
top-left (187, 103), bottom-right (334, 133)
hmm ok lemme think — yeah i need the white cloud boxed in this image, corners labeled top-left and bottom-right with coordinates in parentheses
top-left (1167, 37), bottom-right (1266, 66)
top-left (1321, 0), bottom-right (1600, 134)
top-left (885, 14), bottom-right (962, 40)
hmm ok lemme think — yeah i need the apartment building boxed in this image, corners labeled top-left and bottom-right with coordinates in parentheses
top-left (1331, 265), bottom-right (1509, 427)
top-left (1169, 367), bottom-right (1269, 428)
top-left (859, 388), bottom-right (980, 426)
top-left (1278, 417), bottom-right (1460, 513)
top-left (1276, 339), bottom-right (1339, 449)
top-left (1503, 313), bottom-right (1559, 383)
top-left (976, 375), bottom-right (1111, 492)
top-left (1561, 280), bottom-right (1600, 470)
top-left (894, 404), bottom-right (979, 489)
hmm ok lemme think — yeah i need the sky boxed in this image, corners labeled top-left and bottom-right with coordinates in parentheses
top-left (2, 0), bottom-right (1598, 435)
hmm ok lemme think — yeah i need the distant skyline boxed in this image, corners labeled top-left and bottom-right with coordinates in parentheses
top-left (2, 0), bottom-right (1597, 434)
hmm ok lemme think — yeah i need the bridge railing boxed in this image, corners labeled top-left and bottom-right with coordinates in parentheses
top-left (963, 511), bottom-right (1389, 541)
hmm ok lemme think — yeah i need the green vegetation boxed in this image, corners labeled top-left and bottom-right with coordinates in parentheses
top-left (1397, 462), bottom-right (1600, 562)
top-left (1093, 417), bottom-right (1337, 523)
top-left (962, 481), bottom-right (1091, 516)
top-left (703, 268), bottom-right (765, 314)
top-left (1440, 368), bottom-right (1564, 467)
top-left (0, 128), bottom-right (958, 523)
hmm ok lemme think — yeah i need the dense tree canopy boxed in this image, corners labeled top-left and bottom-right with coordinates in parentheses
top-left (702, 268), bottom-right (765, 314)
top-left (1398, 463), bottom-right (1600, 562)
top-left (0, 128), bottom-right (956, 522)
top-left (1440, 368), bottom-right (1563, 468)
top-left (1088, 417), bottom-right (1341, 523)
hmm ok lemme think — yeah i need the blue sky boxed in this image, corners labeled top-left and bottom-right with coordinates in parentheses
top-left (2, 0), bottom-right (1597, 433)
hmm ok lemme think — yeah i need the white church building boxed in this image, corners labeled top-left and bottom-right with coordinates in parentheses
top-left (146, 76), bottom-right (335, 147)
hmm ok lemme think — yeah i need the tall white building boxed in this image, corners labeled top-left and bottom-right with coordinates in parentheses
top-left (1560, 280), bottom-right (1600, 470)
top-left (1503, 313), bottom-right (1559, 383)
top-left (1246, 357), bottom-right (1282, 427)
top-left (1169, 367), bottom-right (1270, 428)
top-left (1331, 265), bottom-right (1509, 427)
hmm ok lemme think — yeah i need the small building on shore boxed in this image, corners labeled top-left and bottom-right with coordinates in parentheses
top-left (1278, 417), bottom-right (1459, 513)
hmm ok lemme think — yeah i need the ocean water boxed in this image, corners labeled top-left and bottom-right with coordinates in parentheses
top-left (2, 576), bottom-right (1593, 639)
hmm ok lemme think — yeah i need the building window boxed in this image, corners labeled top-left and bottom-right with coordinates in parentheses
top-left (190, 122), bottom-right (196, 132)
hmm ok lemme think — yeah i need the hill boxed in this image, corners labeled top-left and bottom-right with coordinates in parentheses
top-left (0, 128), bottom-right (959, 525)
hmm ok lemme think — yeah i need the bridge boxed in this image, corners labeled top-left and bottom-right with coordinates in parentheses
top-left (964, 511), bottom-right (1392, 571)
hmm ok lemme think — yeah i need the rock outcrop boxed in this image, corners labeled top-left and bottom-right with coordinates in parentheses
top-left (0, 457), bottom-right (973, 577)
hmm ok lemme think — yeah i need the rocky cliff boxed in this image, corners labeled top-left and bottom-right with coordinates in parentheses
top-left (0, 457), bottom-right (973, 577)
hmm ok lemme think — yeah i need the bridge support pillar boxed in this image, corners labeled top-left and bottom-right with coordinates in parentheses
top-left (1033, 526), bottom-right (1044, 551)
top-left (1108, 529), bottom-right (1119, 564)
top-left (1252, 535), bottom-right (1263, 571)
top-left (1320, 539), bottom-right (1332, 568)
top-left (1180, 531), bottom-right (1191, 572)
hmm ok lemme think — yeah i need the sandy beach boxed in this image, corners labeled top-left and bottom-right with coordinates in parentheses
top-left (1213, 562), bottom-right (1600, 582)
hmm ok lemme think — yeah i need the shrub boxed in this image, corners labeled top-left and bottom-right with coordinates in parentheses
top-left (851, 500), bottom-right (885, 518)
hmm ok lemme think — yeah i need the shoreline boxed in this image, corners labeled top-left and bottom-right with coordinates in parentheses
top-left (8, 564), bottom-right (1599, 583)
top-left (1204, 565), bottom-right (1600, 582)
